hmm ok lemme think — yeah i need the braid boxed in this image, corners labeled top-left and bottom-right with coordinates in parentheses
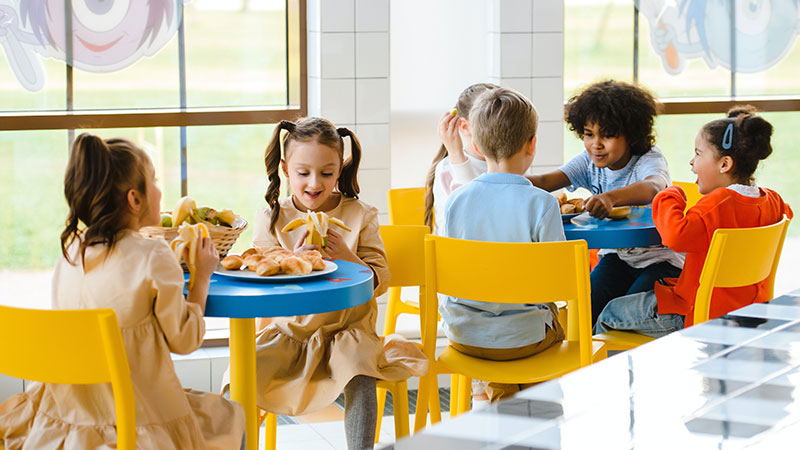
top-left (424, 145), bottom-right (448, 229)
top-left (264, 121), bottom-right (292, 235)
top-left (337, 127), bottom-right (361, 198)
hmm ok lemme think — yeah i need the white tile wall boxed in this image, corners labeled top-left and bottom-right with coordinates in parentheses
top-left (533, 0), bottom-right (564, 32)
top-left (307, 0), bottom-right (320, 32)
top-left (534, 121), bottom-right (565, 167)
top-left (320, 33), bottom-right (356, 79)
top-left (532, 33), bottom-right (564, 77)
top-left (531, 77), bottom-right (564, 122)
top-left (355, 0), bottom-right (389, 32)
top-left (500, 77), bottom-right (533, 101)
top-left (356, 32), bottom-right (390, 78)
top-left (319, 79), bottom-right (356, 123)
top-left (0, 374), bottom-right (23, 402)
top-left (500, 0), bottom-right (533, 32)
top-left (355, 123), bottom-right (391, 169)
top-left (500, 33), bottom-right (533, 78)
top-left (308, 31), bottom-right (321, 78)
top-left (489, 33), bottom-right (501, 78)
top-left (357, 169), bottom-right (390, 213)
top-left (356, 78), bottom-right (390, 123)
top-left (308, 77), bottom-right (322, 117)
top-left (319, 0), bottom-right (355, 32)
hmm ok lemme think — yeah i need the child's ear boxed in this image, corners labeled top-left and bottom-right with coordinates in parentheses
top-left (528, 135), bottom-right (538, 156)
top-left (126, 189), bottom-right (142, 213)
top-left (281, 159), bottom-right (289, 177)
top-left (471, 141), bottom-right (484, 157)
top-left (719, 155), bottom-right (734, 174)
top-left (459, 119), bottom-right (472, 138)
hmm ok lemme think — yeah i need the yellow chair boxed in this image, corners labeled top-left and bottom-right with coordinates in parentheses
top-left (388, 187), bottom-right (426, 226)
top-left (414, 236), bottom-right (606, 430)
top-left (673, 181), bottom-right (703, 209)
top-left (0, 306), bottom-right (135, 450)
top-left (594, 216), bottom-right (791, 350)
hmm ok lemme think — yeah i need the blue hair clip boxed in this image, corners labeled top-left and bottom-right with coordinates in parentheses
top-left (722, 123), bottom-right (734, 150)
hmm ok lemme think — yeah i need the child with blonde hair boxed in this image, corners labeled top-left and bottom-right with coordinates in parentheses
top-left (425, 82), bottom-right (499, 233)
top-left (596, 106), bottom-right (793, 336)
top-left (442, 88), bottom-right (565, 402)
top-left (223, 117), bottom-right (427, 450)
top-left (0, 134), bottom-right (245, 449)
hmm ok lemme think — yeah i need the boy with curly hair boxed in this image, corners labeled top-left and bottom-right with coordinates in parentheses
top-left (529, 80), bottom-right (683, 326)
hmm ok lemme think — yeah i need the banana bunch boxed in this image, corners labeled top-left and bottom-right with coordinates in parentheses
top-left (168, 196), bottom-right (236, 228)
top-left (281, 211), bottom-right (351, 248)
top-left (169, 223), bottom-right (209, 290)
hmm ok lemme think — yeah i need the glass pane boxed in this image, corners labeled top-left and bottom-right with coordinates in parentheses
top-left (0, 59), bottom-right (67, 112)
top-left (737, 41), bottom-right (800, 97)
top-left (564, 0), bottom-right (634, 99)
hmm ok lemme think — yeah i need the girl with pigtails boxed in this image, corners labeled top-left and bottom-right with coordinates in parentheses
top-left (222, 117), bottom-right (427, 450)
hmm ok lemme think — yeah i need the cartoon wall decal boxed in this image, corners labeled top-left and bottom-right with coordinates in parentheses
top-left (640, 0), bottom-right (800, 75)
top-left (0, 0), bottom-right (182, 92)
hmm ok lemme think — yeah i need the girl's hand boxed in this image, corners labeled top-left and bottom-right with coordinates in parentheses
top-left (293, 229), bottom-right (319, 254)
top-left (194, 237), bottom-right (219, 281)
top-left (324, 229), bottom-right (359, 263)
top-left (585, 194), bottom-right (614, 220)
top-left (438, 111), bottom-right (466, 164)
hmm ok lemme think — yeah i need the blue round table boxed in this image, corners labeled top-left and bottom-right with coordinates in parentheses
top-left (563, 206), bottom-right (662, 249)
top-left (199, 260), bottom-right (373, 450)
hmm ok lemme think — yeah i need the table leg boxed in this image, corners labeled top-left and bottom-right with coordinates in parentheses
top-left (230, 318), bottom-right (258, 450)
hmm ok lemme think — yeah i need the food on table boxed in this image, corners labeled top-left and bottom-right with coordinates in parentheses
top-left (169, 223), bottom-right (210, 289)
top-left (608, 206), bottom-right (632, 220)
top-left (560, 203), bottom-right (576, 214)
top-left (168, 196), bottom-right (237, 228)
top-left (281, 211), bottom-right (351, 248)
top-left (555, 193), bottom-right (585, 214)
top-left (220, 247), bottom-right (328, 277)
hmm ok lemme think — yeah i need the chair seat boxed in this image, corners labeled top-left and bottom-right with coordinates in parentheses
top-left (592, 330), bottom-right (654, 351)
top-left (436, 341), bottom-right (606, 384)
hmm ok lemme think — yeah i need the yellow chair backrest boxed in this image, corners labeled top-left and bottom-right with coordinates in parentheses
top-left (0, 306), bottom-right (136, 449)
top-left (380, 225), bottom-right (430, 288)
top-left (388, 187), bottom-right (426, 225)
top-left (673, 181), bottom-right (703, 209)
top-left (694, 216), bottom-right (791, 324)
top-left (423, 235), bottom-right (592, 366)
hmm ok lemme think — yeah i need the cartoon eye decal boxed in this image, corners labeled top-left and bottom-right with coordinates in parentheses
top-left (71, 0), bottom-right (131, 33)
top-left (735, 0), bottom-right (771, 36)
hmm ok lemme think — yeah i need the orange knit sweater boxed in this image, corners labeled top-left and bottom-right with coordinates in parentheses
top-left (652, 185), bottom-right (793, 326)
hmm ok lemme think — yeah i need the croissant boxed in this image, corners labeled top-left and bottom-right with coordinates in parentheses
top-left (299, 250), bottom-right (326, 271)
top-left (561, 203), bottom-right (576, 214)
top-left (555, 192), bottom-right (567, 206)
top-left (221, 254), bottom-right (243, 270)
top-left (567, 198), bottom-right (585, 212)
top-left (255, 259), bottom-right (281, 276)
top-left (280, 255), bottom-right (313, 275)
top-left (243, 254), bottom-right (264, 269)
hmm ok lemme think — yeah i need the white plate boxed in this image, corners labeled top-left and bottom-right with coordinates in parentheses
top-left (214, 260), bottom-right (338, 282)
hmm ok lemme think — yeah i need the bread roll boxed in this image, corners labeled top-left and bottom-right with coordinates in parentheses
top-left (221, 254), bottom-right (243, 270)
top-left (567, 198), bottom-right (584, 212)
top-left (561, 203), bottom-right (576, 214)
top-left (555, 192), bottom-right (567, 206)
top-left (280, 255), bottom-right (313, 275)
top-left (243, 254), bottom-right (264, 269)
top-left (255, 259), bottom-right (281, 276)
top-left (299, 250), bottom-right (326, 271)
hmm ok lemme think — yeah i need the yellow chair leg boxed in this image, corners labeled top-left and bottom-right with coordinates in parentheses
top-left (375, 387), bottom-right (387, 443)
top-left (393, 381), bottom-right (410, 439)
top-left (263, 412), bottom-right (277, 450)
top-left (414, 376), bottom-right (431, 432)
top-left (428, 376), bottom-right (441, 425)
top-left (457, 375), bottom-right (471, 416)
top-left (449, 374), bottom-right (460, 419)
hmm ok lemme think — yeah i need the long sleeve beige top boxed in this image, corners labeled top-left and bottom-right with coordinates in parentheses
top-left (0, 230), bottom-right (244, 450)
top-left (222, 195), bottom-right (428, 416)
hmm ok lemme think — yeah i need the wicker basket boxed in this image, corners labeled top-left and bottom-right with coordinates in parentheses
top-left (140, 215), bottom-right (248, 258)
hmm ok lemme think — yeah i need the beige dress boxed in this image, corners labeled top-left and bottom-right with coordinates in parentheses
top-left (222, 195), bottom-right (428, 416)
top-left (0, 230), bottom-right (244, 450)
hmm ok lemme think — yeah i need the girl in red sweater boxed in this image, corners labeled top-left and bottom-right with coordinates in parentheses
top-left (594, 106), bottom-right (793, 337)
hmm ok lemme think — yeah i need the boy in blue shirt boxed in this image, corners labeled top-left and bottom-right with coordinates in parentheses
top-left (442, 87), bottom-right (566, 403)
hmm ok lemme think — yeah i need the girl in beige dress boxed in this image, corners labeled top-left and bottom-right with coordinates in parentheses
top-left (222, 118), bottom-right (427, 450)
top-left (0, 134), bottom-right (245, 449)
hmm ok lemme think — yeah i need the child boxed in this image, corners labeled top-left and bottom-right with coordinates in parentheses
top-left (425, 82), bottom-right (499, 233)
top-left (225, 118), bottom-right (427, 450)
top-left (0, 134), bottom-right (245, 449)
top-left (442, 87), bottom-right (566, 403)
top-left (595, 106), bottom-right (794, 336)
top-left (528, 80), bottom-right (684, 325)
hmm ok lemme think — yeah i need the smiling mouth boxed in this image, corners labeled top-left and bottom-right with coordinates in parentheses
top-left (76, 35), bottom-right (123, 52)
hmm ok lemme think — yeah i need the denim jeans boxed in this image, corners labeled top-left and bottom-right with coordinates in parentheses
top-left (593, 290), bottom-right (685, 338)
top-left (590, 253), bottom-right (682, 327)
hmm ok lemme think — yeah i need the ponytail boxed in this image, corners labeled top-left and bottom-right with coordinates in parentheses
top-left (264, 120), bottom-right (295, 235)
top-left (61, 133), bottom-right (149, 266)
top-left (424, 145), bottom-right (448, 229)
top-left (702, 105), bottom-right (773, 185)
top-left (336, 127), bottom-right (361, 199)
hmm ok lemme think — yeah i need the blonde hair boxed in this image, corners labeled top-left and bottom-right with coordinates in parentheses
top-left (469, 87), bottom-right (538, 161)
top-left (423, 82), bottom-right (500, 228)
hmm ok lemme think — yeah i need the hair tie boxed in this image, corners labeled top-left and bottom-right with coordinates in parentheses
top-left (337, 127), bottom-right (349, 137)
top-left (280, 120), bottom-right (296, 132)
top-left (722, 122), bottom-right (734, 150)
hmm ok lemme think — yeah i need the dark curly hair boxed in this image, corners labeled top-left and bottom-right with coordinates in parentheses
top-left (565, 80), bottom-right (660, 156)
top-left (701, 105), bottom-right (773, 185)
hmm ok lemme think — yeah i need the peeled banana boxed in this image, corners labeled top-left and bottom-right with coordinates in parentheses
top-left (171, 196), bottom-right (197, 228)
top-left (169, 223), bottom-right (210, 290)
top-left (167, 196), bottom-right (236, 228)
top-left (281, 211), bottom-right (351, 248)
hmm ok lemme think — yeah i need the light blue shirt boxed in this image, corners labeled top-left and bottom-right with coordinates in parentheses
top-left (441, 172), bottom-right (565, 349)
top-left (560, 146), bottom-right (671, 196)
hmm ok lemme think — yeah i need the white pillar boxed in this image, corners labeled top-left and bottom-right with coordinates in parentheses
top-left (307, 0), bottom-right (391, 215)
top-left (488, 0), bottom-right (564, 174)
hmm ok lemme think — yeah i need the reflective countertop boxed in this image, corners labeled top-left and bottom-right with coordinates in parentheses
top-left (389, 288), bottom-right (800, 449)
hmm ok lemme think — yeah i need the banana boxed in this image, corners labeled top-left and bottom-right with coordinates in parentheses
top-left (169, 223), bottom-right (210, 290)
top-left (215, 209), bottom-right (236, 227)
top-left (171, 196), bottom-right (197, 227)
top-left (281, 211), bottom-right (351, 248)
